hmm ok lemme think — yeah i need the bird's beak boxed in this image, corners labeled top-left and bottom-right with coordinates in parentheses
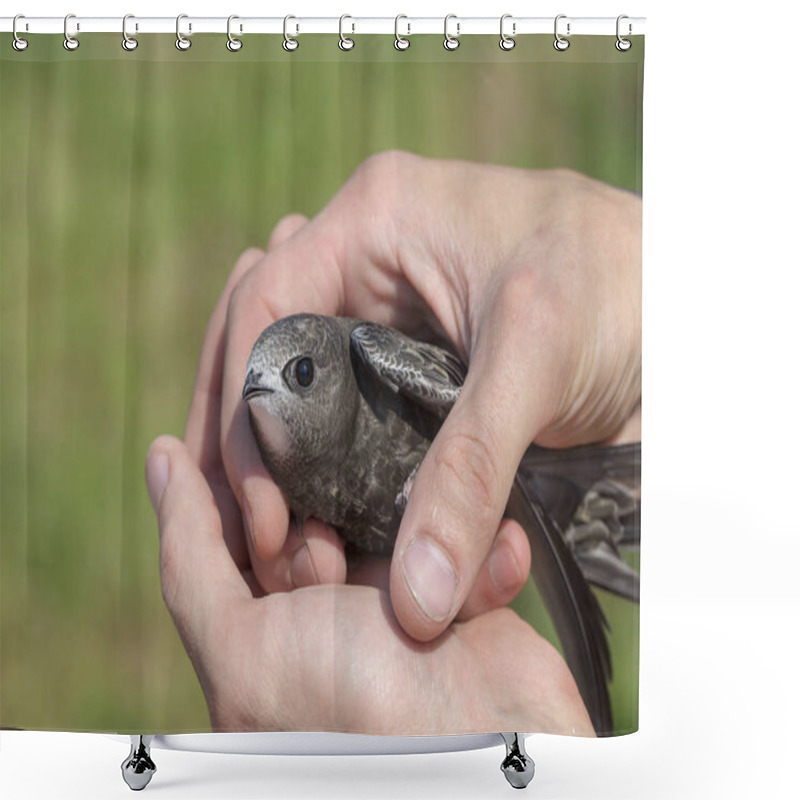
top-left (242, 370), bottom-right (275, 402)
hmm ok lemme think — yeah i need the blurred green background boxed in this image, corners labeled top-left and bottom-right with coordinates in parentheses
top-left (1, 34), bottom-right (642, 734)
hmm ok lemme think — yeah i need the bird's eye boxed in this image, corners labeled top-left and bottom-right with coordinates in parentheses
top-left (294, 356), bottom-right (314, 388)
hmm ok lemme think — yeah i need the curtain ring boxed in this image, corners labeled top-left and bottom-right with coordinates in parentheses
top-left (443, 14), bottom-right (460, 51)
top-left (394, 15), bottom-right (410, 51)
top-left (63, 13), bottom-right (80, 51)
top-left (499, 14), bottom-right (515, 51)
top-left (227, 15), bottom-right (243, 51)
top-left (283, 15), bottom-right (299, 51)
top-left (615, 15), bottom-right (632, 51)
top-left (553, 14), bottom-right (570, 51)
top-left (122, 14), bottom-right (138, 51)
top-left (176, 14), bottom-right (192, 50)
top-left (12, 14), bottom-right (29, 51)
top-left (339, 14), bottom-right (355, 51)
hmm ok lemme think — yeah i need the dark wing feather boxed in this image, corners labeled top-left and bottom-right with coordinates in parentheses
top-left (519, 443), bottom-right (640, 601)
top-left (350, 322), bottom-right (465, 417)
top-left (507, 476), bottom-right (614, 734)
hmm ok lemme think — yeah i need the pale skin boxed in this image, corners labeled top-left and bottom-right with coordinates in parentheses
top-left (146, 152), bottom-right (641, 734)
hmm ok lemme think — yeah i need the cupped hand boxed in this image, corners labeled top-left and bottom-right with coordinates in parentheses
top-left (216, 152), bottom-right (642, 643)
top-left (145, 433), bottom-right (594, 736)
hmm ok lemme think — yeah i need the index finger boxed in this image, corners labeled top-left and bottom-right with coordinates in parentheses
top-left (185, 246), bottom-right (264, 465)
top-left (184, 246), bottom-right (265, 569)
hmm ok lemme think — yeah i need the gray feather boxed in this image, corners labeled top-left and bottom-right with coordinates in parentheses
top-left (350, 322), bottom-right (466, 416)
top-left (518, 444), bottom-right (640, 602)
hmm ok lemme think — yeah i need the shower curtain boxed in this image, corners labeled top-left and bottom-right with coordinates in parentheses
top-left (0, 24), bottom-right (642, 742)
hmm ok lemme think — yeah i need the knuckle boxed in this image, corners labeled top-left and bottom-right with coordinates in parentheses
top-left (357, 149), bottom-right (415, 177)
top-left (492, 267), bottom-right (565, 369)
top-left (349, 150), bottom-right (418, 201)
top-left (549, 166), bottom-right (582, 184)
top-left (434, 427), bottom-right (500, 532)
top-left (147, 436), bottom-right (173, 464)
top-left (495, 267), bottom-right (543, 320)
top-left (234, 247), bottom-right (265, 272)
top-left (268, 214), bottom-right (306, 248)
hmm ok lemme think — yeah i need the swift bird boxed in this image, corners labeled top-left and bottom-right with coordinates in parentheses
top-left (243, 313), bottom-right (638, 734)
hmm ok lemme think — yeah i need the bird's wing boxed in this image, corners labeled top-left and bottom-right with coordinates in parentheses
top-left (350, 322), bottom-right (465, 417)
top-left (507, 476), bottom-right (614, 734)
top-left (518, 443), bottom-right (640, 601)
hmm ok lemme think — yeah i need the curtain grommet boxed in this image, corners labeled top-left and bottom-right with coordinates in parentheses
top-left (12, 14), bottom-right (29, 51)
top-left (338, 14), bottom-right (355, 51)
top-left (394, 15), bottom-right (410, 51)
top-left (122, 14), bottom-right (138, 51)
top-left (499, 14), bottom-right (516, 51)
top-left (553, 15), bottom-right (570, 51)
top-left (175, 14), bottom-right (192, 51)
top-left (227, 15), bottom-right (243, 52)
top-left (443, 14), bottom-right (460, 51)
top-left (615, 15), bottom-right (632, 51)
top-left (63, 13), bottom-right (80, 51)
top-left (283, 15), bottom-right (299, 52)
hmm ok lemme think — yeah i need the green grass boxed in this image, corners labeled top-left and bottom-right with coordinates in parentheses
top-left (1, 34), bottom-right (642, 733)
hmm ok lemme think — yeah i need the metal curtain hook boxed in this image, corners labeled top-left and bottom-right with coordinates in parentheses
top-left (339, 14), bottom-right (355, 50)
top-left (63, 13), bottom-right (79, 51)
top-left (553, 14), bottom-right (570, 51)
top-left (499, 14), bottom-right (515, 51)
top-left (122, 14), bottom-right (138, 51)
top-left (176, 14), bottom-right (192, 50)
top-left (283, 15), bottom-right (299, 51)
top-left (394, 14), bottom-right (410, 50)
top-left (12, 14), bottom-right (29, 51)
top-left (616, 14), bottom-right (632, 51)
top-left (227, 15), bottom-right (243, 51)
top-left (443, 14), bottom-right (460, 51)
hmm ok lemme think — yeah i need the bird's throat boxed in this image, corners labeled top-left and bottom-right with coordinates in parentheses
top-left (248, 402), bottom-right (293, 460)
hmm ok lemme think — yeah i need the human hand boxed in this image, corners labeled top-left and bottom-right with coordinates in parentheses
top-left (181, 219), bottom-right (531, 624)
top-left (145, 432), bottom-right (594, 736)
top-left (218, 152), bottom-right (642, 644)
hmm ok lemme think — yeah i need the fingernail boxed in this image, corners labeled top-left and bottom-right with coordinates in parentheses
top-left (488, 540), bottom-right (523, 594)
top-left (290, 546), bottom-right (318, 588)
top-left (146, 451), bottom-right (169, 512)
top-left (402, 537), bottom-right (457, 622)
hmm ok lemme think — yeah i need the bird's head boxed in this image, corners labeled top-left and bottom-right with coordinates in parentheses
top-left (243, 313), bottom-right (356, 469)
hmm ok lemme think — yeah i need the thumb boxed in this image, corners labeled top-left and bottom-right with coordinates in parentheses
top-left (389, 340), bottom-right (542, 642)
top-left (146, 436), bottom-right (249, 633)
